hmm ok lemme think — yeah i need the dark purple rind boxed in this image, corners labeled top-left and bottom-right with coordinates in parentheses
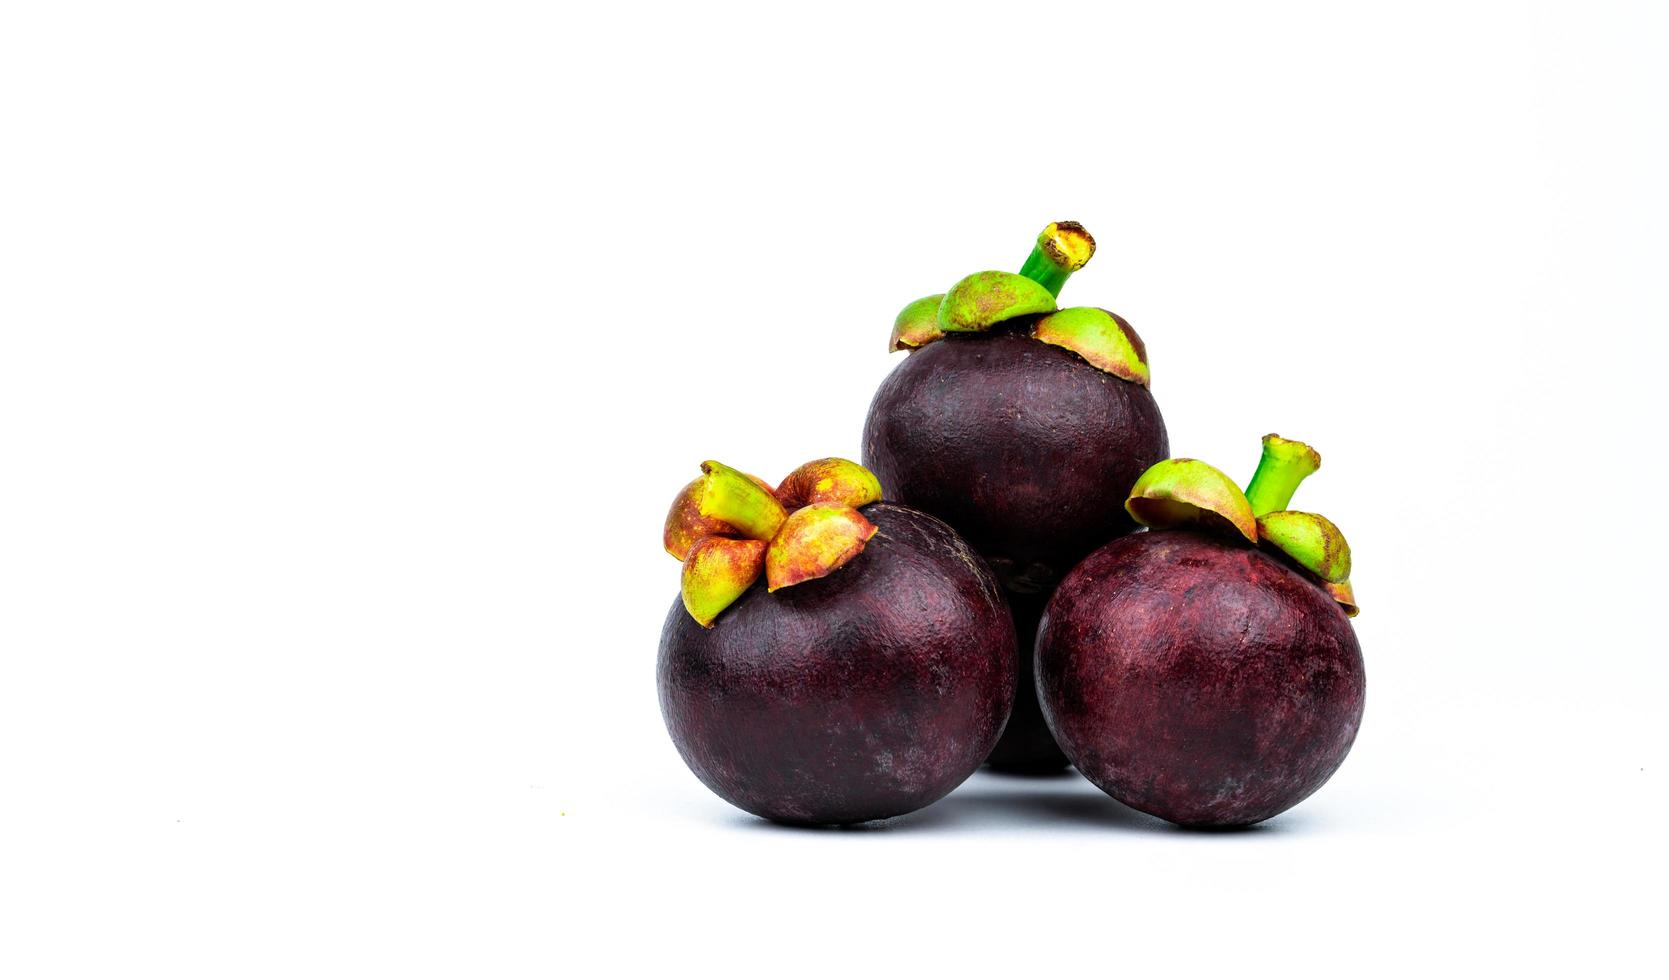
top-left (1036, 530), bottom-right (1365, 827)
top-left (658, 503), bottom-right (1017, 826)
top-left (862, 328), bottom-right (1168, 593)
top-left (984, 589), bottom-right (1071, 773)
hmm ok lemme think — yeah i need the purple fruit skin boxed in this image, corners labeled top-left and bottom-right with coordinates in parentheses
top-left (1037, 530), bottom-right (1365, 827)
top-left (658, 503), bottom-right (1017, 825)
top-left (984, 589), bottom-right (1071, 773)
top-left (862, 328), bottom-right (1168, 593)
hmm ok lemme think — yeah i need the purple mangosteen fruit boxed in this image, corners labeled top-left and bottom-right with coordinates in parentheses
top-left (1037, 435), bottom-right (1365, 827)
top-left (658, 457), bottom-right (1016, 826)
top-left (863, 222), bottom-right (1169, 594)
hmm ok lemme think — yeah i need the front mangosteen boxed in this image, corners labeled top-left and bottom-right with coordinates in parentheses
top-left (1036, 435), bottom-right (1365, 827)
top-left (658, 457), bottom-right (1016, 825)
top-left (862, 222), bottom-right (1169, 593)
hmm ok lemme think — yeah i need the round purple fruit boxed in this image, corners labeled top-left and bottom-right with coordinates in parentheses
top-left (1037, 435), bottom-right (1365, 827)
top-left (658, 457), bottom-right (1016, 825)
top-left (863, 222), bottom-right (1168, 593)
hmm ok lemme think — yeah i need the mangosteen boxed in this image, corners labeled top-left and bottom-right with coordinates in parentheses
top-left (658, 457), bottom-right (1016, 825)
top-left (1036, 435), bottom-right (1365, 827)
top-left (862, 221), bottom-right (1169, 593)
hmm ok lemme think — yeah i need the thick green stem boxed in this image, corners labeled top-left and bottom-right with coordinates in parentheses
top-left (1244, 435), bottom-right (1322, 517)
top-left (1017, 221), bottom-right (1095, 297)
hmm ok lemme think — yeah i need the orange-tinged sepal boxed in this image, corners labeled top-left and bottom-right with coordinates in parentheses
top-left (775, 458), bottom-right (883, 511)
top-left (765, 504), bottom-right (878, 592)
top-left (664, 471), bottom-right (775, 559)
top-left (1325, 580), bottom-right (1359, 618)
top-left (681, 536), bottom-right (767, 628)
top-left (1126, 458), bottom-right (1259, 544)
top-left (664, 477), bottom-right (739, 560)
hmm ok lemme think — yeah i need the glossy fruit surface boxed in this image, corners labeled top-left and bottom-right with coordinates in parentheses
top-left (863, 327), bottom-right (1167, 592)
top-left (659, 503), bottom-right (1015, 825)
top-left (1037, 530), bottom-right (1364, 827)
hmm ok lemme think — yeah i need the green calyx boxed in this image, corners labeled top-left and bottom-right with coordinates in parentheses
top-left (889, 294), bottom-right (947, 351)
top-left (1257, 511), bottom-right (1352, 584)
top-left (1123, 434), bottom-right (1361, 617)
top-left (664, 458), bottom-right (887, 627)
top-left (1125, 458), bottom-right (1259, 543)
top-left (938, 272), bottom-right (1057, 333)
top-left (886, 221), bottom-right (1152, 387)
top-left (1032, 307), bottom-right (1150, 387)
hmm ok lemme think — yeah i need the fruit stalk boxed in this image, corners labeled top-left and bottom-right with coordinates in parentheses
top-left (1244, 434), bottom-right (1322, 517)
top-left (1017, 221), bottom-right (1096, 297)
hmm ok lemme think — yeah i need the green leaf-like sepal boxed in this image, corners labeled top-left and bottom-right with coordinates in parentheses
top-left (1126, 458), bottom-right (1258, 544)
top-left (938, 272), bottom-right (1057, 333)
top-left (1031, 307), bottom-right (1150, 386)
top-left (1257, 511), bottom-right (1352, 583)
top-left (698, 461), bottom-right (787, 541)
top-left (889, 294), bottom-right (947, 351)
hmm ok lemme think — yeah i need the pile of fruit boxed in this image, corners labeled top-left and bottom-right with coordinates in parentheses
top-left (657, 223), bottom-right (1364, 829)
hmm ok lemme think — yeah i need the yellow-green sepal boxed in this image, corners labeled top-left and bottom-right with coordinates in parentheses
top-left (938, 271), bottom-right (1057, 333)
top-left (664, 471), bottom-right (773, 560)
top-left (1256, 510), bottom-right (1352, 584)
top-left (1031, 307), bottom-right (1150, 386)
top-left (1126, 458), bottom-right (1259, 544)
top-left (698, 460), bottom-right (787, 541)
top-left (765, 504), bottom-right (878, 592)
top-left (681, 536), bottom-right (767, 628)
top-left (775, 458), bottom-right (883, 511)
top-left (890, 294), bottom-right (947, 351)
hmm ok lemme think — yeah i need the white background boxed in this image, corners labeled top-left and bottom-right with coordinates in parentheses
top-left (2, 1), bottom-right (1664, 976)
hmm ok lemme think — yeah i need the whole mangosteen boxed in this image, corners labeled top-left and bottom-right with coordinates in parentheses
top-left (658, 457), bottom-right (1016, 825)
top-left (862, 222), bottom-right (1169, 593)
top-left (1036, 435), bottom-right (1365, 827)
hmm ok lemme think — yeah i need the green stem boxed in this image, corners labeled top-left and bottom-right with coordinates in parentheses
top-left (1244, 434), bottom-right (1322, 516)
top-left (1017, 221), bottom-right (1095, 298)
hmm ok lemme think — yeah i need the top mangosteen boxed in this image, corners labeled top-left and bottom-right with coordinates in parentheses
top-left (1035, 434), bottom-right (1365, 828)
top-left (862, 221), bottom-right (1169, 592)
top-left (658, 457), bottom-right (1016, 826)
top-left (862, 222), bottom-right (1169, 773)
